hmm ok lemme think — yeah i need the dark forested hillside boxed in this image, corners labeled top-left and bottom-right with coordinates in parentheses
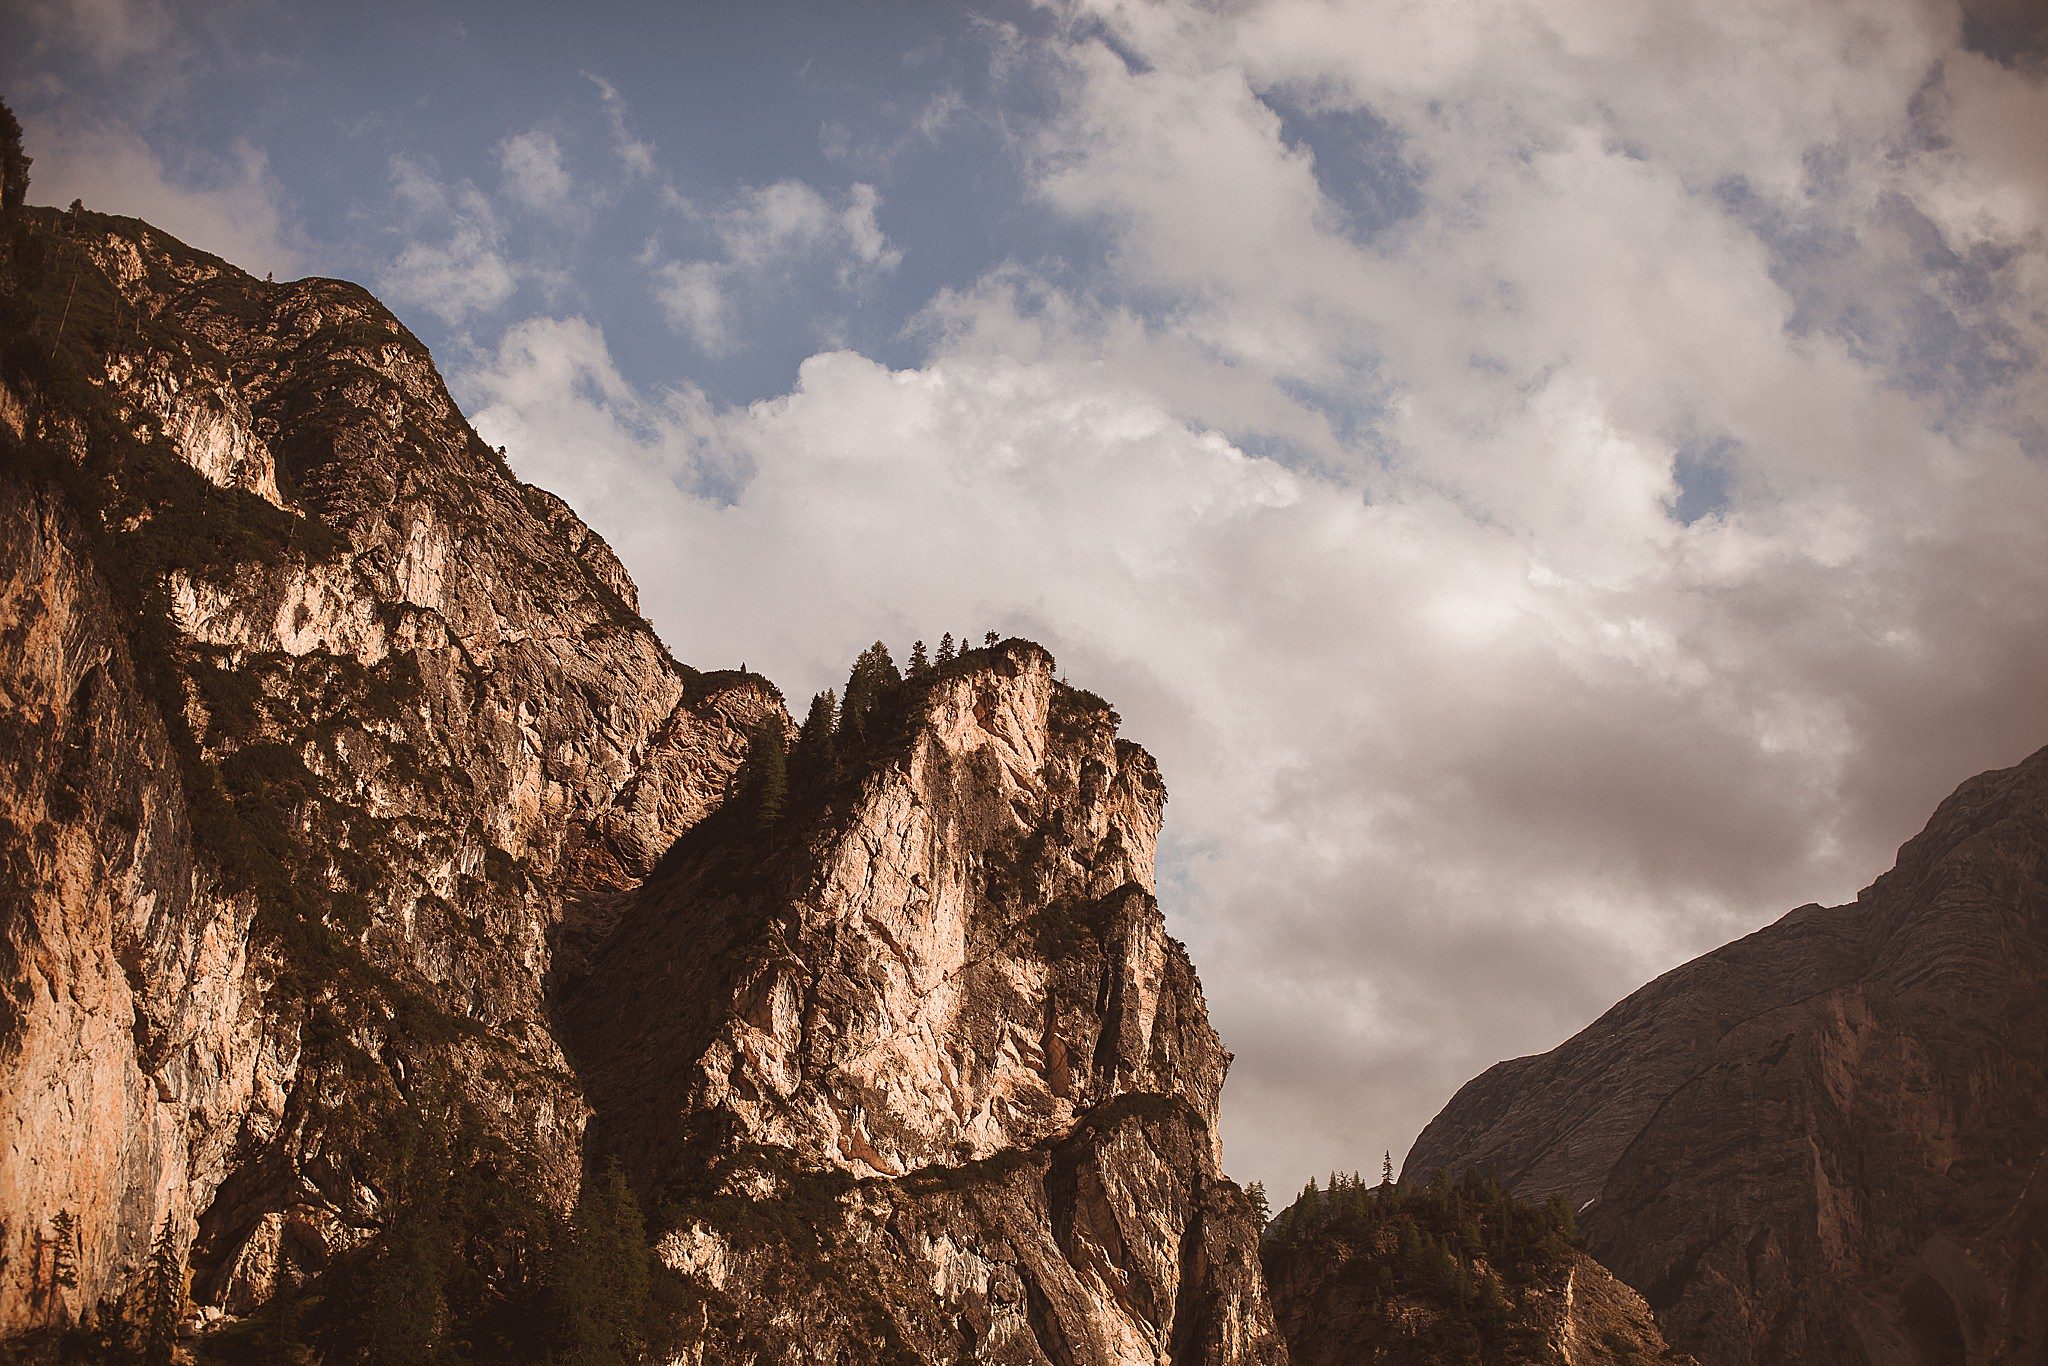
top-left (1262, 1169), bottom-right (1689, 1365)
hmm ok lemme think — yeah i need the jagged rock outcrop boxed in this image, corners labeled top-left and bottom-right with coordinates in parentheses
top-left (0, 159), bottom-right (1278, 1362)
top-left (1405, 746), bottom-right (2048, 1365)
top-left (563, 643), bottom-right (1283, 1363)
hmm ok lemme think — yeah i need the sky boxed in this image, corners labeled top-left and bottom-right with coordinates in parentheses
top-left (8, 0), bottom-right (2048, 1202)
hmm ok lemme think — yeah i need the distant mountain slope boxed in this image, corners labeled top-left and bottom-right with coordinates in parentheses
top-left (1405, 746), bottom-right (2048, 1364)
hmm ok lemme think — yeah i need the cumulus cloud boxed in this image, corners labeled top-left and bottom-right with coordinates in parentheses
top-left (460, 0), bottom-right (2048, 1200)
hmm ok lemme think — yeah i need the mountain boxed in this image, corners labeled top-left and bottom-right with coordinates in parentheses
top-left (0, 120), bottom-right (1278, 1363)
top-left (1260, 1170), bottom-right (1690, 1366)
top-left (1404, 746), bottom-right (2048, 1365)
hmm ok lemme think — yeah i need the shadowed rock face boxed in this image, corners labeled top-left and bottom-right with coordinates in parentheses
top-left (0, 197), bottom-right (1278, 1361)
top-left (1405, 746), bottom-right (2048, 1366)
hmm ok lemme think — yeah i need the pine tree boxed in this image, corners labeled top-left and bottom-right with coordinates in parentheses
top-left (984, 631), bottom-right (999, 648)
top-left (69, 1296), bottom-right (139, 1362)
top-left (1478, 1272), bottom-right (1510, 1322)
top-left (792, 689), bottom-right (838, 786)
top-left (935, 633), bottom-right (955, 665)
top-left (1245, 1181), bottom-right (1270, 1229)
top-left (139, 1220), bottom-right (183, 1366)
top-left (354, 1123), bottom-right (453, 1363)
top-left (546, 1162), bottom-right (652, 1363)
top-left (839, 642), bottom-right (901, 744)
top-left (753, 714), bottom-right (789, 828)
top-left (0, 99), bottom-right (29, 214)
top-left (908, 639), bottom-right (931, 677)
top-left (1382, 1150), bottom-right (1395, 1188)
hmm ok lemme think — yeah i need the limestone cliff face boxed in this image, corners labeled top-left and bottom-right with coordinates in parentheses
top-left (0, 192), bottom-right (1277, 1363)
top-left (0, 203), bottom-right (773, 1336)
top-left (1405, 746), bottom-right (2048, 1365)
top-left (564, 644), bottom-right (1283, 1363)
top-left (0, 472), bottom-right (265, 1336)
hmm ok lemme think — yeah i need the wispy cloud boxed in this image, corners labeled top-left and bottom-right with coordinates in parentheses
top-left (585, 71), bottom-right (655, 179)
top-left (379, 154), bottom-right (517, 324)
top-left (650, 178), bottom-right (901, 353)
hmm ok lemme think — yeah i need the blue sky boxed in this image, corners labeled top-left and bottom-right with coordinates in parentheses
top-left (8, 0), bottom-right (1088, 398)
top-left (10, 0), bottom-right (2048, 1200)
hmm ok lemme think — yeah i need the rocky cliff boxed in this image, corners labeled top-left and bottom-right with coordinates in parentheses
top-left (1405, 746), bottom-right (2048, 1365)
top-left (0, 191), bottom-right (776, 1344)
top-left (552, 643), bottom-right (1286, 1366)
top-left (0, 142), bottom-right (1277, 1362)
top-left (563, 642), bottom-right (1280, 1363)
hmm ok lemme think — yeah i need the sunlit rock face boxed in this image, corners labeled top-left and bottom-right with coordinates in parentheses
top-left (1406, 746), bottom-right (2048, 1366)
top-left (564, 642), bottom-right (1282, 1363)
top-left (1, 201), bottom-right (1278, 1363)
top-left (0, 205), bottom-right (770, 1334)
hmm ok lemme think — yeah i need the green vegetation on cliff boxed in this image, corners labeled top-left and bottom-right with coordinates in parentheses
top-left (1263, 1168), bottom-right (1688, 1364)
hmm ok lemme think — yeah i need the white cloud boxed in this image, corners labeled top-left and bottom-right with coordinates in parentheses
top-left (494, 127), bottom-right (576, 220)
top-left (378, 154), bottom-right (517, 324)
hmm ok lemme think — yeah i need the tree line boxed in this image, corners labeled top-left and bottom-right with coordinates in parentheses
top-left (1261, 1164), bottom-right (1585, 1360)
top-left (743, 632), bottom-right (1009, 832)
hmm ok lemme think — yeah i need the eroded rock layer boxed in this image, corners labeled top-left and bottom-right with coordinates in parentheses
top-left (1405, 746), bottom-right (2048, 1365)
